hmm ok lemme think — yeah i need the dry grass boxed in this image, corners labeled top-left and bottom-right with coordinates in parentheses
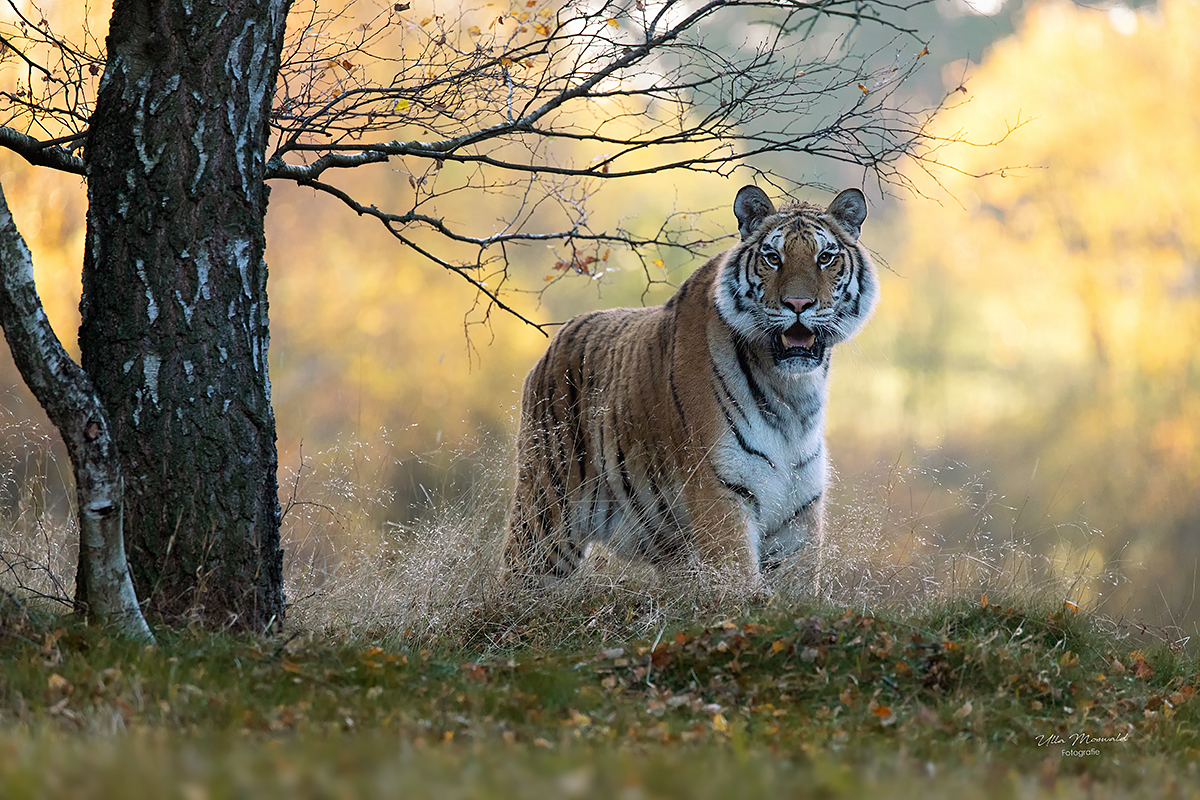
top-left (275, 432), bottom-right (1137, 656)
top-left (0, 410), bottom-right (76, 614)
top-left (0, 421), bottom-right (1143, 652)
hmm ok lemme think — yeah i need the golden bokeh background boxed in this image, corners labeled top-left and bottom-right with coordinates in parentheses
top-left (2, 0), bottom-right (1197, 627)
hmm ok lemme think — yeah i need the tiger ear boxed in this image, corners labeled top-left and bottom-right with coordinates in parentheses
top-left (733, 185), bottom-right (776, 240)
top-left (827, 188), bottom-right (867, 240)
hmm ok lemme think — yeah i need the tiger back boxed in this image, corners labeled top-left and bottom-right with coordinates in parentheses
top-left (504, 184), bottom-right (878, 589)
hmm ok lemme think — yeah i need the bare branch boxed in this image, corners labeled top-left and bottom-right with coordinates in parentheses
top-left (0, 125), bottom-right (86, 173)
top-left (5, 0), bottom-right (988, 332)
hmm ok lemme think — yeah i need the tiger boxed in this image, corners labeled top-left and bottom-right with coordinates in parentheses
top-left (503, 183), bottom-right (878, 591)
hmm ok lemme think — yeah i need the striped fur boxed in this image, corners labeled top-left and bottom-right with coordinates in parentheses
top-left (504, 185), bottom-right (878, 588)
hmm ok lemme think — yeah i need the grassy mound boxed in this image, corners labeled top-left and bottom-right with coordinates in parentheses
top-left (1, 591), bottom-right (1196, 799)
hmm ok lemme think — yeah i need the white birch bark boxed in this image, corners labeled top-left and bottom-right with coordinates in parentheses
top-left (0, 179), bottom-right (152, 642)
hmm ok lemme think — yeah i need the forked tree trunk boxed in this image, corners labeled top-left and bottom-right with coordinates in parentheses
top-left (80, 0), bottom-right (291, 630)
top-left (0, 182), bottom-right (152, 641)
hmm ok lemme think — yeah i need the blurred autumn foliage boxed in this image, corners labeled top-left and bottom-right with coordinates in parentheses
top-left (832, 0), bottom-right (1200, 621)
top-left (2, 0), bottom-right (1198, 624)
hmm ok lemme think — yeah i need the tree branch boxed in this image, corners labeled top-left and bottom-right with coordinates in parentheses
top-left (0, 126), bottom-right (87, 174)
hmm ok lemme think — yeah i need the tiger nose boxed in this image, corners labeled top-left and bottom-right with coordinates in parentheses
top-left (783, 296), bottom-right (816, 314)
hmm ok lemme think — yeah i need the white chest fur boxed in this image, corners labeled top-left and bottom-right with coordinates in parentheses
top-left (707, 329), bottom-right (830, 550)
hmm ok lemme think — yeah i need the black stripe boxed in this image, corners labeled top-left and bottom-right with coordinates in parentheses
top-left (614, 441), bottom-right (653, 530)
top-left (716, 394), bottom-right (775, 469)
top-left (669, 372), bottom-right (687, 428)
top-left (667, 307), bottom-right (689, 429)
top-left (713, 470), bottom-right (759, 513)
top-left (764, 492), bottom-right (822, 541)
top-left (732, 337), bottom-right (784, 428)
top-left (710, 360), bottom-right (748, 424)
top-left (563, 370), bottom-right (590, 489)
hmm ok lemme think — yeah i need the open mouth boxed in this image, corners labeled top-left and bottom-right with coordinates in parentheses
top-left (773, 320), bottom-right (826, 365)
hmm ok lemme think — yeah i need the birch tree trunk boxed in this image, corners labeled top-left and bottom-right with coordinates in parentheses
top-left (78, 0), bottom-right (291, 630)
top-left (0, 182), bottom-right (152, 641)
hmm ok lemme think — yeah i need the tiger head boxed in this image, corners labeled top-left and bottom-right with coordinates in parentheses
top-left (715, 184), bottom-right (879, 373)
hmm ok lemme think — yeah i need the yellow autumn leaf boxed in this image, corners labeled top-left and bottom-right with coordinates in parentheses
top-left (534, 23), bottom-right (550, 35)
top-left (711, 712), bottom-right (728, 732)
top-left (517, 12), bottom-right (529, 21)
top-left (468, 25), bottom-right (482, 35)
top-left (652, 259), bottom-right (664, 269)
top-left (605, 17), bottom-right (618, 27)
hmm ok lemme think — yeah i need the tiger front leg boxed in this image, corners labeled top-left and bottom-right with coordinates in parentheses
top-left (769, 496), bottom-right (825, 589)
top-left (682, 480), bottom-right (767, 594)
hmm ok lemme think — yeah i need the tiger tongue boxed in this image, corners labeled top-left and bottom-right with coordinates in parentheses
top-left (782, 321), bottom-right (816, 350)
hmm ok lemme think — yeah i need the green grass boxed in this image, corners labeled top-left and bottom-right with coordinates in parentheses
top-left (2, 594), bottom-right (1198, 799)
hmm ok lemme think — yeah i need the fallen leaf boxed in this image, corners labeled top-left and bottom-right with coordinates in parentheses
top-left (711, 713), bottom-right (728, 732)
top-left (953, 700), bottom-right (973, 719)
top-left (872, 705), bottom-right (896, 725)
top-left (459, 662), bottom-right (489, 682)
